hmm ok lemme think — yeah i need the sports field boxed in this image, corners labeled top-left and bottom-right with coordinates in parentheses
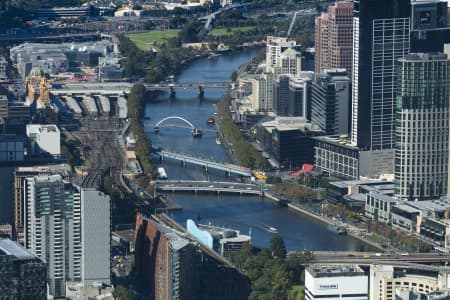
top-left (126, 30), bottom-right (179, 50)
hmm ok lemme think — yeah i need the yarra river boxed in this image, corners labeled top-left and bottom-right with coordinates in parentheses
top-left (145, 48), bottom-right (371, 251)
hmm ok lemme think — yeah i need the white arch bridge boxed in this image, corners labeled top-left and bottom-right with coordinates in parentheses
top-left (147, 116), bottom-right (213, 136)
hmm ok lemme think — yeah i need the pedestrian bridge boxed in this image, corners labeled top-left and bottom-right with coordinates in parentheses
top-left (156, 180), bottom-right (261, 195)
top-left (154, 150), bottom-right (252, 177)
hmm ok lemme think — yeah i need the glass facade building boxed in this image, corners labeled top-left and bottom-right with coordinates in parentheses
top-left (394, 53), bottom-right (450, 200)
top-left (351, 0), bottom-right (411, 150)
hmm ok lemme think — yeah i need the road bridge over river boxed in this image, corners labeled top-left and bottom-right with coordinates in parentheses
top-left (156, 180), bottom-right (262, 195)
top-left (154, 150), bottom-right (252, 177)
top-left (144, 82), bottom-right (231, 97)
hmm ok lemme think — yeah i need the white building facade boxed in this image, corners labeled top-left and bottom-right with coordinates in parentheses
top-left (305, 264), bottom-right (368, 300)
top-left (24, 175), bottom-right (110, 298)
top-left (26, 124), bottom-right (61, 156)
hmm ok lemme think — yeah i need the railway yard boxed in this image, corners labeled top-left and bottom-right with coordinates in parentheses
top-left (56, 91), bottom-right (128, 189)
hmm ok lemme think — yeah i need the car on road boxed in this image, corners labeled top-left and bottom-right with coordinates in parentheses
top-left (246, 187), bottom-right (253, 190)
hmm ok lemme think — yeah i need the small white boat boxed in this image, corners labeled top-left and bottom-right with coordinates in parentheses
top-left (264, 225), bottom-right (278, 234)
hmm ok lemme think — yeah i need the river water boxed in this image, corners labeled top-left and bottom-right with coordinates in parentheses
top-left (144, 49), bottom-right (370, 251)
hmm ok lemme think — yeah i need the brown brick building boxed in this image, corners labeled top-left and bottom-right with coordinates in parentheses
top-left (134, 213), bottom-right (250, 300)
top-left (315, 1), bottom-right (354, 76)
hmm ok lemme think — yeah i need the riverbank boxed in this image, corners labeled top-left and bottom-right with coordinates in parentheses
top-left (263, 192), bottom-right (383, 251)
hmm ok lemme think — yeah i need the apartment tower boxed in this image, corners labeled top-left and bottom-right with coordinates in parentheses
top-left (395, 53), bottom-right (450, 200)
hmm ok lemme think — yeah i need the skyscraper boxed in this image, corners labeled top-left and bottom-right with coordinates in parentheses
top-left (311, 69), bottom-right (351, 135)
top-left (273, 74), bottom-right (291, 116)
top-left (24, 175), bottom-right (110, 298)
top-left (314, 1), bottom-right (353, 76)
top-left (351, 0), bottom-right (411, 150)
top-left (410, 0), bottom-right (450, 53)
top-left (394, 53), bottom-right (450, 200)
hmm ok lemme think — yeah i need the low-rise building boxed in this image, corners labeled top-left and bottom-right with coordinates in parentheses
top-left (26, 124), bottom-right (60, 156)
top-left (365, 193), bottom-right (397, 224)
top-left (255, 117), bottom-right (322, 168)
top-left (314, 135), bottom-right (395, 179)
top-left (36, 6), bottom-right (90, 19)
top-left (305, 264), bottom-right (368, 300)
top-left (390, 204), bottom-right (421, 233)
top-left (186, 219), bottom-right (251, 255)
top-left (369, 264), bottom-right (448, 300)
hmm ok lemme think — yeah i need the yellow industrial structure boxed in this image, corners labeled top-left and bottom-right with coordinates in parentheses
top-left (25, 67), bottom-right (51, 108)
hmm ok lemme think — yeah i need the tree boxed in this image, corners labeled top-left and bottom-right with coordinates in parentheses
top-left (179, 19), bottom-right (201, 43)
top-left (113, 286), bottom-right (132, 300)
top-left (266, 175), bottom-right (282, 184)
top-left (270, 236), bottom-right (287, 258)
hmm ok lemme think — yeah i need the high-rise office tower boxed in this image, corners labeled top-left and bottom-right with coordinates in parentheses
top-left (289, 73), bottom-right (314, 119)
top-left (311, 69), bottom-right (351, 135)
top-left (394, 53), bottom-right (450, 200)
top-left (410, 0), bottom-right (450, 53)
top-left (24, 175), bottom-right (110, 298)
top-left (351, 0), bottom-right (411, 150)
top-left (273, 73), bottom-right (313, 118)
top-left (273, 75), bottom-right (291, 116)
top-left (315, 1), bottom-right (354, 76)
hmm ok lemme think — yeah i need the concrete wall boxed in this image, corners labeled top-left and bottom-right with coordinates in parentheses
top-left (81, 189), bottom-right (111, 286)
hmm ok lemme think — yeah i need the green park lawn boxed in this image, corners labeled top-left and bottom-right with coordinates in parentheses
top-left (126, 30), bottom-right (179, 50)
top-left (210, 26), bottom-right (255, 36)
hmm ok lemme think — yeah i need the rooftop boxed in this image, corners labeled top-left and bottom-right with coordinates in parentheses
top-left (307, 264), bottom-right (365, 278)
top-left (393, 204), bottom-right (422, 214)
top-left (400, 52), bottom-right (448, 62)
top-left (407, 197), bottom-right (450, 213)
top-left (15, 164), bottom-right (71, 176)
top-left (330, 179), bottom-right (392, 189)
top-left (260, 116), bottom-right (321, 132)
top-left (0, 238), bottom-right (37, 260)
top-left (314, 135), bottom-right (359, 150)
top-left (155, 222), bottom-right (190, 251)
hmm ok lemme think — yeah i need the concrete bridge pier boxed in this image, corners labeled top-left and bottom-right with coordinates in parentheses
top-left (203, 165), bottom-right (208, 173)
top-left (198, 85), bottom-right (204, 98)
top-left (169, 86), bottom-right (176, 98)
top-left (225, 170), bottom-right (231, 177)
top-left (180, 160), bottom-right (187, 167)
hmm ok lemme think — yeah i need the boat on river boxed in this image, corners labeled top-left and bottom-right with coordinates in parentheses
top-left (192, 127), bottom-right (202, 137)
top-left (157, 167), bottom-right (167, 179)
top-left (261, 224), bottom-right (278, 234)
top-left (207, 116), bottom-right (215, 125)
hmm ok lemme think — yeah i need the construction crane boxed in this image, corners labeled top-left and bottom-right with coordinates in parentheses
top-left (287, 12), bottom-right (298, 37)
